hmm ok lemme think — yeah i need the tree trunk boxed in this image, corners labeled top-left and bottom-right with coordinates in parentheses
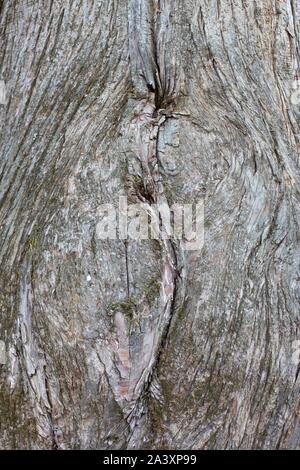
top-left (0, 0), bottom-right (300, 450)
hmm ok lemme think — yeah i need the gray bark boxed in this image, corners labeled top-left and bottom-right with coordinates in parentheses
top-left (0, 0), bottom-right (300, 450)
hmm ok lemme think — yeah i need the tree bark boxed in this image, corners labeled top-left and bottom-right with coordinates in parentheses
top-left (0, 0), bottom-right (300, 450)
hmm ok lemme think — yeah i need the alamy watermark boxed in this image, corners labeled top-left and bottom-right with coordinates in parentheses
top-left (95, 196), bottom-right (204, 251)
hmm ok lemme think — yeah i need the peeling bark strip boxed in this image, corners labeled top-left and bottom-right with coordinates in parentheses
top-left (1, 0), bottom-right (300, 450)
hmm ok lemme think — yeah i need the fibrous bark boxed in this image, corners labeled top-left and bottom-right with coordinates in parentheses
top-left (0, 0), bottom-right (300, 450)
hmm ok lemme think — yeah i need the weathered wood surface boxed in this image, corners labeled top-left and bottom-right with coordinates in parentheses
top-left (0, 0), bottom-right (300, 449)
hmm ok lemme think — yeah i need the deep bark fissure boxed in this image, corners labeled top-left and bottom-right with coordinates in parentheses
top-left (121, 0), bottom-right (185, 436)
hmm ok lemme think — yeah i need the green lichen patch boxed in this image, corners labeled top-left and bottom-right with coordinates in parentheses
top-left (106, 298), bottom-right (137, 320)
top-left (144, 277), bottom-right (161, 304)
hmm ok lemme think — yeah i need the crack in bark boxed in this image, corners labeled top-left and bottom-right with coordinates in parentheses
top-left (43, 360), bottom-right (59, 450)
top-left (126, 1), bottom-right (184, 437)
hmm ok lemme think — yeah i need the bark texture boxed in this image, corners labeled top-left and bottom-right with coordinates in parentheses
top-left (0, 0), bottom-right (300, 450)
